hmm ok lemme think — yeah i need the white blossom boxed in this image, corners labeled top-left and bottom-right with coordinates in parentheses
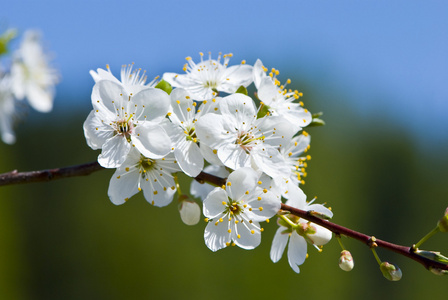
top-left (257, 77), bottom-right (311, 131)
top-left (108, 148), bottom-right (181, 206)
top-left (83, 80), bottom-right (171, 168)
top-left (203, 167), bottom-right (281, 252)
top-left (90, 63), bottom-right (159, 95)
top-left (270, 186), bottom-right (332, 273)
top-left (196, 93), bottom-right (296, 178)
top-left (0, 74), bottom-right (16, 144)
top-left (276, 133), bottom-right (311, 197)
top-left (10, 30), bottom-right (58, 113)
top-left (163, 52), bottom-right (253, 101)
top-left (166, 88), bottom-right (204, 177)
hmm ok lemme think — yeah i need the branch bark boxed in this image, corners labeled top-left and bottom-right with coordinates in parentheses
top-left (0, 160), bottom-right (447, 272)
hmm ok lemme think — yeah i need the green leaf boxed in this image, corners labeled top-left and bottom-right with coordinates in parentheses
top-left (0, 28), bottom-right (17, 57)
top-left (155, 79), bottom-right (172, 95)
top-left (308, 118), bottom-right (326, 127)
top-left (235, 85), bottom-right (248, 95)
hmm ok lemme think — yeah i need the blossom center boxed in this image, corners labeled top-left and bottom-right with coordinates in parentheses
top-left (115, 118), bottom-right (134, 141)
top-left (236, 131), bottom-right (256, 153)
top-left (138, 156), bottom-right (156, 177)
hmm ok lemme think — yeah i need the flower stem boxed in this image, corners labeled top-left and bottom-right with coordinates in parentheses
top-left (278, 214), bottom-right (298, 229)
top-left (414, 226), bottom-right (440, 249)
top-left (336, 234), bottom-right (346, 250)
top-left (371, 248), bottom-right (382, 266)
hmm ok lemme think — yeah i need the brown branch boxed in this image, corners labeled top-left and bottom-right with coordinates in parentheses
top-left (0, 161), bottom-right (104, 186)
top-left (0, 160), bottom-right (447, 272)
top-left (281, 203), bottom-right (448, 271)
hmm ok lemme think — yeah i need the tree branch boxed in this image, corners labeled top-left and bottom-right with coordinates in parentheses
top-left (0, 160), bottom-right (446, 272)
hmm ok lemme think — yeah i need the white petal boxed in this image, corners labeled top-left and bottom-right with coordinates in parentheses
top-left (219, 64), bottom-right (253, 93)
top-left (132, 88), bottom-right (170, 123)
top-left (248, 189), bottom-right (281, 221)
top-left (203, 188), bottom-right (228, 218)
top-left (26, 81), bottom-right (53, 112)
top-left (199, 144), bottom-right (223, 166)
top-left (306, 204), bottom-right (333, 219)
top-left (287, 232), bottom-right (307, 273)
top-left (92, 80), bottom-right (127, 114)
top-left (226, 167), bottom-right (258, 201)
top-left (233, 220), bottom-right (261, 250)
top-left (204, 219), bottom-right (231, 252)
top-left (83, 110), bottom-right (114, 150)
top-left (170, 88), bottom-right (195, 124)
top-left (141, 173), bottom-right (176, 207)
top-left (251, 145), bottom-right (290, 178)
top-left (174, 140), bottom-right (204, 177)
top-left (308, 224), bottom-right (333, 246)
top-left (252, 59), bottom-right (266, 89)
top-left (218, 143), bottom-right (251, 170)
top-left (285, 185), bottom-right (307, 209)
top-left (132, 123), bottom-right (171, 159)
top-left (270, 226), bottom-right (289, 263)
top-left (195, 114), bottom-right (232, 148)
top-left (219, 93), bottom-right (256, 122)
top-left (98, 135), bottom-right (131, 168)
top-left (108, 167), bottom-right (140, 205)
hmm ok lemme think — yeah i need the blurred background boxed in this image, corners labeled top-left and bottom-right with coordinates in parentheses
top-left (1, 0), bottom-right (448, 299)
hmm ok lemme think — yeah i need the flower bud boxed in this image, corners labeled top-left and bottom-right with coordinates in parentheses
top-left (429, 267), bottom-right (448, 276)
top-left (380, 262), bottom-right (402, 281)
top-left (178, 195), bottom-right (201, 226)
top-left (437, 207), bottom-right (448, 232)
top-left (339, 250), bottom-right (354, 271)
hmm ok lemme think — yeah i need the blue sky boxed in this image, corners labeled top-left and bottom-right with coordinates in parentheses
top-left (5, 0), bottom-right (448, 146)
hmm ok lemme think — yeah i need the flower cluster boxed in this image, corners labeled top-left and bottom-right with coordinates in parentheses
top-left (0, 29), bottom-right (59, 144)
top-left (83, 53), bottom-right (333, 273)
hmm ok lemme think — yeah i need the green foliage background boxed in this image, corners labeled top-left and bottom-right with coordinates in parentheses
top-left (0, 79), bottom-right (447, 299)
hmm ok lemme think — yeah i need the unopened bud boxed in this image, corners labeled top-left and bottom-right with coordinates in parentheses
top-left (178, 195), bottom-right (201, 226)
top-left (380, 262), bottom-right (402, 281)
top-left (437, 207), bottom-right (448, 232)
top-left (429, 267), bottom-right (448, 276)
top-left (339, 250), bottom-right (354, 271)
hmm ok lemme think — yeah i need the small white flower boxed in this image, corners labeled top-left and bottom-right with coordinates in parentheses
top-left (203, 167), bottom-right (281, 252)
top-left (276, 133), bottom-right (311, 197)
top-left (10, 30), bottom-right (58, 113)
top-left (108, 148), bottom-right (181, 206)
top-left (196, 93), bottom-right (297, 178)
top-left (166, 88), bottom-right (204, 177)
top-left (257, 77), bottom-right (311, 131)
top-left (270, 186), bottom-right (332, 273)
top-left (0, 74), bottom-right (16, 144)
top-left (83, 80), bottom-right (171, 168)
top-left (90, 63), bottom-right (159, 95)
top-left (163, 52), bottom-right (253, 101)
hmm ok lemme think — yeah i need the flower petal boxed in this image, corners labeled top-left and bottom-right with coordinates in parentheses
top-left (226, 167), bottom-right (258, 201)
top-left (98, 135), bottom-right (131, 168)
top-left (132, 88), bottom-right (170, 123)
top-left (233, 220), bottom-right (261, 250)
top-left (83, 110), bottom-right (114, 150)
top-left (108, 167), bottom-right (140, 205)
top-left (203, 188), bottom-right (228, 218)
top-left (270, 226), bottom-right (289, 263)
top-left (132, 122), bottom-right (171, 159)
top-left (204, 218), bottom-right (231, 252)
top-left (288, 232), bottom-right (307, 273)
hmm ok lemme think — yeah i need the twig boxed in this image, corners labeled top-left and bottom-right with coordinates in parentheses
top-left (0, 160), bottom-right (447, 271)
